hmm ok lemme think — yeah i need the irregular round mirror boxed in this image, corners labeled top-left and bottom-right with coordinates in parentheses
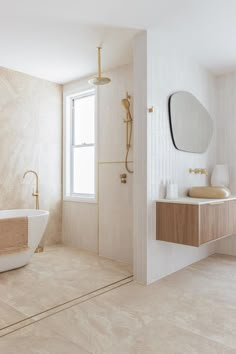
top-left (169, 91), bottom-right (213, 153)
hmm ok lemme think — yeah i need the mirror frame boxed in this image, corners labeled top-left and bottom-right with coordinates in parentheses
top-left (168, 91), bottom-right (213, 153)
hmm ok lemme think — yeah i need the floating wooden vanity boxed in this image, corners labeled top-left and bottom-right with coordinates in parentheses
top-left (156, 197), bottom-right (236, 247)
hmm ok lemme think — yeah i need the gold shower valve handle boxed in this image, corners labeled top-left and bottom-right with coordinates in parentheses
top-left (120, 173), bottom-right (127, 184)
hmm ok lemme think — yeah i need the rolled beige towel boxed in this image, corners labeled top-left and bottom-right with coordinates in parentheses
top-left (0, 217), bottom-right (28, 255)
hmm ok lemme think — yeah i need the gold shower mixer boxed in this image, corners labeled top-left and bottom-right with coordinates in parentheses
top-left (120, 173), bottom-right (127, 184)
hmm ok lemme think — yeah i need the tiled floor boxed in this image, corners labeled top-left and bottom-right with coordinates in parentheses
top-left (0, 245), bottom-right (132, 330)
top-left (1, 253), bottom-right (236, 353)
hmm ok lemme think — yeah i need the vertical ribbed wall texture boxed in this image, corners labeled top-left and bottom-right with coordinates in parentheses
top-left (147, 30), bottom-right (217, 283)
top-left (133, 33), bottom-right (148, 283)
top-left (215, 73), bottom-right (236, 255)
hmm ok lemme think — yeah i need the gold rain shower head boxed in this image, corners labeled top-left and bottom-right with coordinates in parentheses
top-left (88, 47), bottom-right (111, 86)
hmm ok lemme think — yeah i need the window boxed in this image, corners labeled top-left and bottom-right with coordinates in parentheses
top-left (64, 88), bottom-right (97, 202)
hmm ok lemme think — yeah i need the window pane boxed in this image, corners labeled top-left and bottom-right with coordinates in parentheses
top-left (74, 94), bottom-right (95, 145)
top-left (73, 146), bottom-right (95, 195)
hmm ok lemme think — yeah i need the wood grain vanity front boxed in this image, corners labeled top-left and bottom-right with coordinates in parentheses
top-left (156, 199), bottom-right (236, 247)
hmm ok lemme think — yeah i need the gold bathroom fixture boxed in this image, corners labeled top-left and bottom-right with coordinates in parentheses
top-left (148, 106), bottom-right (154, 113)
top-left (23, 170), bottom-right (40, 209)
top-left (189, 168), bottom-right (208, 176)
top-left (121, 92), bottom-right (133, 174)
top-left (35, 246), bottom-right (44, 253)
top-left (88, 47), bottom-right (111, 86)
top-left (120, 173), bottom-right (127, 184)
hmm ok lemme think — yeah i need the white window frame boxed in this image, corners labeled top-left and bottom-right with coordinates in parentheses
top-left (63, 86), bottom-right (98, 203)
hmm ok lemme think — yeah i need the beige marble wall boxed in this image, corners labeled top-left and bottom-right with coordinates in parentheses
top-left (98, 64), bottom-right (133, 264)
top-left (0, 67), bottom-right (62, 245)
top-left (63, 202), bottom-right (98, 253)
top-left (98, 163), bottom-right (133, 264)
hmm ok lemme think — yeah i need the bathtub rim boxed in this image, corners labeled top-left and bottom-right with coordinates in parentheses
top-left (0, 209), bottom-right (49, 219)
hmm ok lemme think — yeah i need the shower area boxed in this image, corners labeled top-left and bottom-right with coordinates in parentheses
top-left (0, 24), bottom-right (142, 336)
top-left (63, 62), bottom-right (134, 267)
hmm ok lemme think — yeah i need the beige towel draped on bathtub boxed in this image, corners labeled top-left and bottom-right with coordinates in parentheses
top-left (0, 217), bottom-right (28, 255)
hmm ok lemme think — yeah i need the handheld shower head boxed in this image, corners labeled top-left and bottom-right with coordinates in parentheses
top-left (122, 98), bottom-right (132, 122)
top-left (121, 98), bottom-right (130, 112)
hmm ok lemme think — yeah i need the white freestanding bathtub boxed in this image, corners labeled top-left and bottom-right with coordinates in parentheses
top-left (0, 209), bottom-right (49, 272)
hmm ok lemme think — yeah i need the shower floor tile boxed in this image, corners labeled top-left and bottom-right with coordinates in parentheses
top-left (0, 245), bottom-right (132, 328)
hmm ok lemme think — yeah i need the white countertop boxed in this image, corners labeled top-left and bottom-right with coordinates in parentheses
top-left (157, 196), bottom-right (236, 205)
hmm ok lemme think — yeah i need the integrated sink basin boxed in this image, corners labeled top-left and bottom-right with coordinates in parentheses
top-left (188, 186), bottom-right (231, 199)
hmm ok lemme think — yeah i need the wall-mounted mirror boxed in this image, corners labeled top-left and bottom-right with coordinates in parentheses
top-left (168, 91), bottom-right (213, 153)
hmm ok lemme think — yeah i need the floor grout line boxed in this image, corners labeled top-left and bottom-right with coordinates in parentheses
top-left (0, 276), bottom-right (134, 337)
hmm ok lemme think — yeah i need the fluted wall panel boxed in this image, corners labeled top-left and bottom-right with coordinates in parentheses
top-left (147, 30), bottom-right (217, 283)
top-left (215, 73), bottom-right (236, 255)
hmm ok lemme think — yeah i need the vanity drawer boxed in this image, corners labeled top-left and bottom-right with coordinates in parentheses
top-left (156, 202), bottom-right (199, 246)
top-left (199, 201), bottom-right (231, 244)
top-left (156, 199), bottom-right (236, 247)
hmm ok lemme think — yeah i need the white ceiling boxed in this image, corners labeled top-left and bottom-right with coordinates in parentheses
top-left (1, 0), bottom-right (236, 83)
top-left (0, 19), bottom-right (140, 83)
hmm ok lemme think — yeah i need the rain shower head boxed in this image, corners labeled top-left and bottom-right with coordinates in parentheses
top-left (88, 47), bottom-right (111, 86)
top-left (88, 77), bottom-right (111, 85)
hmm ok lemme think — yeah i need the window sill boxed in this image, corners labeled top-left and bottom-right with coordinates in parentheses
top-left (63, 196), bottom-right (97, 204)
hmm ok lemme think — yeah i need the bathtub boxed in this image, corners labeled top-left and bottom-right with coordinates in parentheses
top-left (0, 209), bottom-right (49, 272)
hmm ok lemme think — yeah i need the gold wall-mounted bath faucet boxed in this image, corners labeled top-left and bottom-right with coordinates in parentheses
top-left (189, 168), bottom-right (208, 176)
top-left (23, 170), bottom-right (40, 209)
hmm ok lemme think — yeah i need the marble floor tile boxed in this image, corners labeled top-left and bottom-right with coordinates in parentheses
top-left (32, 277), bottom-right (133, 323)
top-left (31, 245), bottom-right (132, 277)
top-left (1, 253), bottom-right (236, 354)
top-left (190, 253), bottom-right (236, 280)
top-left (38, 290), bottom-right (145, 353)
top-left (153, 269), bottom-right (236, 348)
top-left (159, 263), bottom-right (236, 307)
top-left (106, 319), bottom-right (236, 354)
top-left (0, 321), bottom-right (90, 354)
top-left (31, 254), bottom-right (236, 353)
top-left (0, 245), bottom-right (132, 321)
top-left (0, 318), bottom-right (35, 337)
top-left (0, 300), bottom-right (28, 329)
